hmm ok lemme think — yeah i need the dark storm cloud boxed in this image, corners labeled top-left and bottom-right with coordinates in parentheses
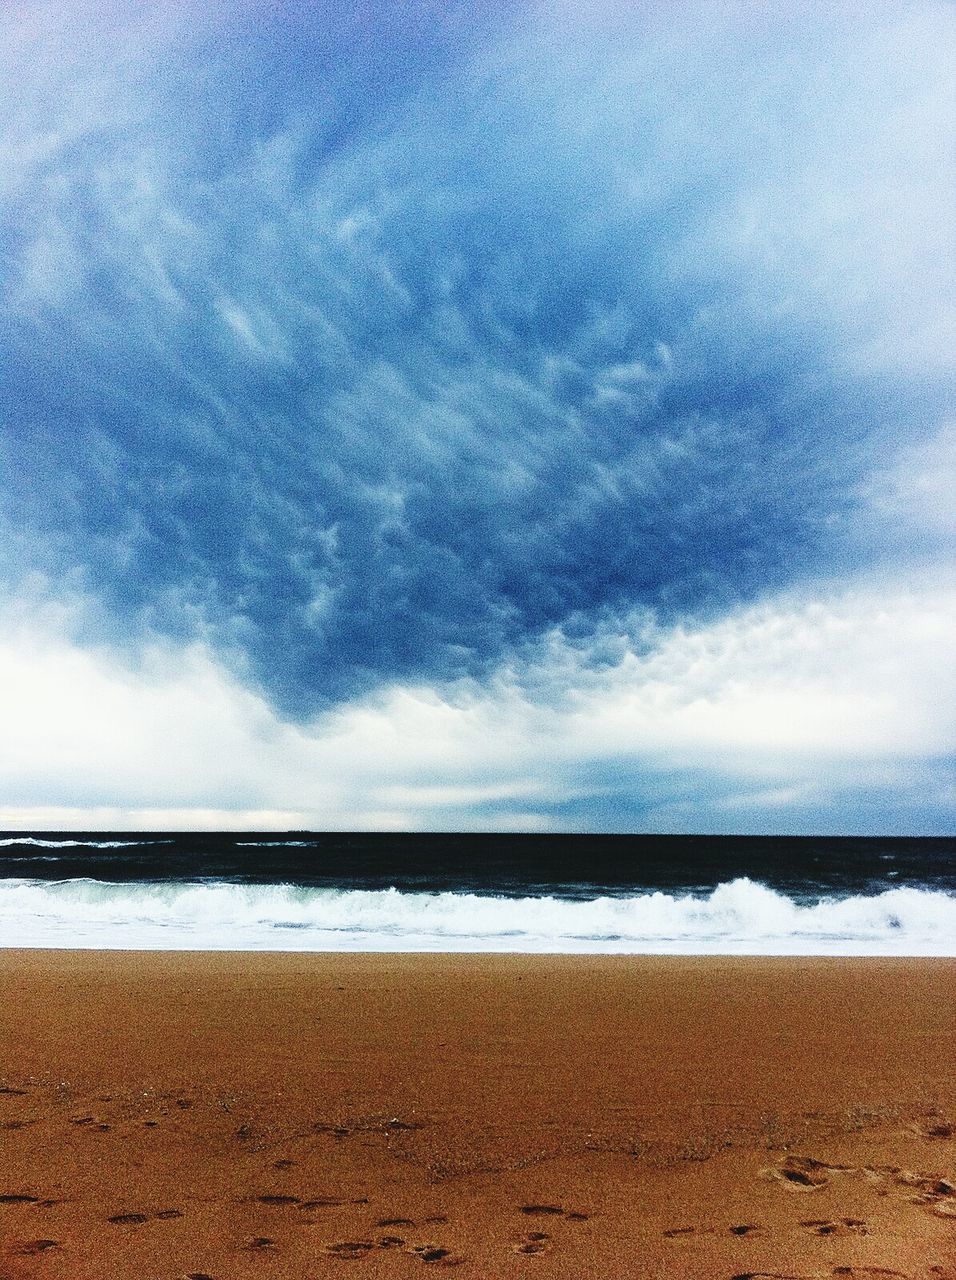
top-left (1, 0), bottom-right (953, 715)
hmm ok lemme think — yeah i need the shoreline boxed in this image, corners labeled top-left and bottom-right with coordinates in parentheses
top-left (1, 952), bottom-right (954, 1277)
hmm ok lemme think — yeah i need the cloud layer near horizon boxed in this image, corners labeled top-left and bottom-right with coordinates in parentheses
top-left (1, 0), bottom-right (954, 830)
top-left (2, 573), bottom-right (954, 833)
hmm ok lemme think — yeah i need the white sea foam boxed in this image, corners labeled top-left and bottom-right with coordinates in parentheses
top-left (235, 840), bottom-right (316, 847)
top-left (0, 877), bottom-right (953, 954)
top-left (0, 837), bottom-right (172, 848)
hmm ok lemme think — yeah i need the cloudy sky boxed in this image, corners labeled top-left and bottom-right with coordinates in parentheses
top-left (1, 0), bottom-right (953, 833)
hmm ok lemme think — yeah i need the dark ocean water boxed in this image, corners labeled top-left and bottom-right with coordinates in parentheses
top-left (0, 832), bottom-right (953, 953)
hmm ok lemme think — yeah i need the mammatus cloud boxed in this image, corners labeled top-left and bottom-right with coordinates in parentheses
top-left (1, 2), bottom-right (953, 830)
top-left (2, 1), bottom-right (953, 719)
top-left (1, 574), bottom-right (953, 832)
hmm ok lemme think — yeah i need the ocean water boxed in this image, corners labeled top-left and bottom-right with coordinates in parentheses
top-left (0, 832), bottom-right (953, 954)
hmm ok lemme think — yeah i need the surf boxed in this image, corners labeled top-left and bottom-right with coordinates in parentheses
top-left (1, 876), bottom-right (953, 955)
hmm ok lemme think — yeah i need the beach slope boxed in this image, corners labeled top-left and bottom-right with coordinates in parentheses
top-left (1, 953), bottom-right (954, 1278)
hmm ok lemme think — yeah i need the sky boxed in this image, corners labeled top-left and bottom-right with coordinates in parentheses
top-left (1, 0), bottom-right (954, 833)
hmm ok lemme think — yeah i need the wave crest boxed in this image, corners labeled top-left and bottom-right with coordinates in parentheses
top-left (0, 837), bottom-right (173, 849)
top-left (0, 877), bottom-right (953, 954)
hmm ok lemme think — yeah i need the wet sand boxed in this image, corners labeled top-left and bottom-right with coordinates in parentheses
top-left (0, 952), bottom-right (954, 1279)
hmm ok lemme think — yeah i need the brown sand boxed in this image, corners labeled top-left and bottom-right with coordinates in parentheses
top-left (0, 952), bottom-right (954, 1279)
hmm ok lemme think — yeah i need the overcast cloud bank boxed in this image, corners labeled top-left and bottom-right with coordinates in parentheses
top-left (1, 1), bottom-right (953, 830)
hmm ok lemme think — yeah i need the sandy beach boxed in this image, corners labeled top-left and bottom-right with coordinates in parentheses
top-left (0, 952), bottom-right (953, 1279)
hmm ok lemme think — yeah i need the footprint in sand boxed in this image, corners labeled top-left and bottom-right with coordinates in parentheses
top-left (831, 1269), bottom-right (909, 1278)
top-left (408, 1244), bottom-right (465, 1266)
top-left (800, 1218), bottom-right (868, 1237)
top-left (765, 1156), bottom-right (956, 1220)
top-left (71, 1114), bottom-right (111, 1130)
top-left (762, 1155), bottom-right (846, 1191)
top-left (519, 1204), bottom-right (589, 1220)
top-left (0, 1193), bottom-right (40, 1204)
top-left (16, 1240), bottom-right (59, 1256)
top-left (512, 1231), bottom-right (552, 1256)
top-left (732, 1270), bottom-right (909, 1280)
top-left (247, 1237), bottom-right (276, 1250)
top-left (509, 1207), bottom-right (590, 1258)
top-left (107, 1209), bottom-right (182, 1224)
top-left (324, 1240), bottom-right (463, 1266)
top-left (664, 1224), bottom-right (731, 1240)
top-left (731, 1272), bottom-right (805, 1279)
top-left (733, 1273), bottom-right (908, 1280)
top-left (256, 1194), bottom-right (299, 1205)
top-left (326, 1241), bottom-right (376, 1259)
top-left (897, 1171), bottom-right (956, 1202)
top-left (313, 1122), bottom-right (352, 1138)
top-left (912, 1120), bottom-right (954, 1140)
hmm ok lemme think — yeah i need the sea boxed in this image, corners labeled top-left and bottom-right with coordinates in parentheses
top-left (0, 831), bottom-right (953, 954)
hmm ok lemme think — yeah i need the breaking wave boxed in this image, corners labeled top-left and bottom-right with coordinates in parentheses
top-left (0, 837), bottom-right (173, 849)
top-left (0, 877), bottom-right (953, 954)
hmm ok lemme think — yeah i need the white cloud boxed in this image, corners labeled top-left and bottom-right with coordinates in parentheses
top-left (553, 581), bottom-right (956, 761)
top-left (1, 2), bottom-right (953, 834)
top-left (1, 573), bottom-right (952, 832)
top-left (862, 419), bottom-right (956, 542)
